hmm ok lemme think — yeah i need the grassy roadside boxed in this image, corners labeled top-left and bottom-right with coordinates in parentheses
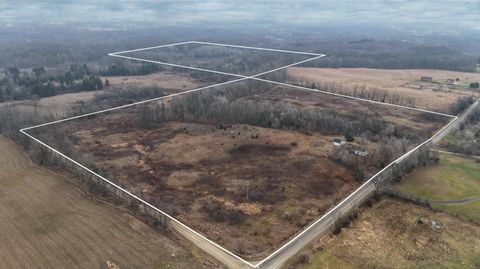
top-left (398, 153), bottom-right (480, 221)
top-left (296, 199), bottom-right (480, 269)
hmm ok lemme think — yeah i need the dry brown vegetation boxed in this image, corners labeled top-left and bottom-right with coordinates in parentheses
top-left (287, 67), bottom-right (480, 113)
top-left (64, 118), bottom-right (359, 259)
top-left (0, 137), bottom-right (216, 269)
top-left (33, 81), bottom-right (451, 259)
top-left (294, 198), bottom-right (480, 269)
top-left (101, 71), bottom-right (204, 93)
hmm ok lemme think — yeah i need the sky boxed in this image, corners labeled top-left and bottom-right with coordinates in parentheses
top-left (1, 0), bottom-right (480, 31)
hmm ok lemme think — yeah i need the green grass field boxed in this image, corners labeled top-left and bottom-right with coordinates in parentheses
top-left (399, 153), bottom-right (480, 221)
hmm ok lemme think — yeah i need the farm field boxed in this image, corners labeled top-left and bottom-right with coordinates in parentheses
top-left (398, 152), bottom-right (480, 222)
top-left (286, 67), bottom-right (480, 113)
top-left (0, 70), bottom-right (208, 122)
top-left (0, 137), bottom-right (215, 269)
top-left (60, 118), bottom-right (360, 259)
top-left (28, 80), bottom-right (451, 259)
top-left (294, 198), bottom-right (480, 269)
top-left (101, 71), bottom-right (205, 93)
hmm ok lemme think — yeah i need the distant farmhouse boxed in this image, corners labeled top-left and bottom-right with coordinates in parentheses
top-left (420, 76), bottom-right (433, 83)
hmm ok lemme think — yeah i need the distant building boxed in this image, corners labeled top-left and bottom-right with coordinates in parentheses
top-left (352, 148), bottom-right (368, 157)
top-left (446, 79), bottom-right (457, 85)
top-left (332, 138), bottom-right (346, 147)
top-left (420, 76), bottom-right (433, 83)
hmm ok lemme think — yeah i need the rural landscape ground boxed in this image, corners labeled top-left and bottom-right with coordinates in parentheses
top-left (0, 137), bottom-right (219, 269)
top-left (1, 14), bottom-right (480, 268)
top-left (26, 72), bottom-right (453, 259)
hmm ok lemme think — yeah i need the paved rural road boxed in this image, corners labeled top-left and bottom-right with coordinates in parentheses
top-left (169, 221), bottom-right (253, 269)
top-left (163, 101), bottom-right (479, 269)
top-left (256, 100), bottom-right (479, 269)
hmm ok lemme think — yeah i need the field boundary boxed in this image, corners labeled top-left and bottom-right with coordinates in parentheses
top-left (20, 41), bottom-right (463, 269)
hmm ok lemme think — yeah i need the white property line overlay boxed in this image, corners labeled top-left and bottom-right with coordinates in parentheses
top-left (254, 115), bottom-right (458, 268)
top-left (110, 40), bottom-right (324, 57)
top-left (109, 41), bottom-right (454, 118)
top-left (20, 41), bottom-right (458, 268)
top-left (19, 129), bottom-right (256, 268)
top-left (20, 45), bottom-right (324, 269)
top-left (21, 55), bottom-right (324, 131)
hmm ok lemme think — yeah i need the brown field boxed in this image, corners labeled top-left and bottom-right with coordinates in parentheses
top-left (294, 198), bottom-right (480, 269)
top-left (64, 118), bottom-right (359, 259)
top-left (251, 86), bottom-right (448, 142)
top-left (39, 83), bottom-right (451, 259)
top-left (101, 71), bottom-right (205, 92)
top-left (288, 67), bottom-right (480, 112)
top-left (0, 91), bottom-right (100, 117)
top-left (0, 71), bottom-right (204, 118)
top-left (0, 137), bottom-right (218, 269)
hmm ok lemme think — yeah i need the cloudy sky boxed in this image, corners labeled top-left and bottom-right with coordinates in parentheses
top-left (1, 1), bottom-right (479, 30)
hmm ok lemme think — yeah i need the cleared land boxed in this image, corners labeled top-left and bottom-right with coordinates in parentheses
top-left (398, 152), bottom-right (480, 222)
top-left (287, 67), bottom-right (480, 112)
top-left (0, 136), bottom-right (216, 269)
top-left (101, 71), bottom-right (205, 92)
top-left (295, 198), bottom-right (480, 269)
top-left (31, 81), bottom-right (450, 259)
top-left (0, 71), bottom-right (204, 119)
top-left (62, 118), bottom-right (359, 259)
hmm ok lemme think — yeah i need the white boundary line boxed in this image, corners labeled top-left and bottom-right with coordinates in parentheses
top-left (19, 41), bottom-right (459, 269)
top-left (21, 55), bottom-right (324, 131)
top-left (109, 41), bottom-right (454, 118)
top-left (251, 78), bottom-right (456, 118)
top-left (253, 115), bottom-right (458, 268)
top-left (111, 40), bottom-right (323, 57)
top-left (108, 40), bottom-right (195, 55)
top-left (19, 129), bottom-right (257, 268)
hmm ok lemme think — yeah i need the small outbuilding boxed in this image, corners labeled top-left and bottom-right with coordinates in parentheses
top-left (446, 79), bottom-right (458, 85)
top-left (352, 148), bottom-right (368, 157)
top-left (332, 138), bottom-right (346, 147)
top-left (420, 76), bottom-right (433, 83)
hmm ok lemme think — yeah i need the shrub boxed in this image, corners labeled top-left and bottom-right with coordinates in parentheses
top-left (344, 129), bottom-right (355, 142)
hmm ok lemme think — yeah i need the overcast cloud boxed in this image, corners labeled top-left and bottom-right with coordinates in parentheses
top-left (1, 1), bottom-right (479, 31)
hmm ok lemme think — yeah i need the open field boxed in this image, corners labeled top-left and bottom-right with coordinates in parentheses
top-left (28, 80), bottom-right (452, 260)
top-left (0, 136), bottom-right (216, 269)
top-left (294, 198), bottom-right (480, 269)
top-left (101, 71), bottom-right (205, 92)
top-left (287, 67), bottom-right (480, 112)
top-left (398, 152), bottom-right (480, 221)
top-left (62, 118), bottom-right (360, 259)
top-left (0, 70), bottom-right (206, 121)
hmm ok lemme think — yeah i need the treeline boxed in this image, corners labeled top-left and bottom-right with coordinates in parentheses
top-left (441, 106), bottom-right (480, 156)
top-left (99, 62), bottom-right (162, 76)
top-left (136, 81), bottom-right (428, 144)
top-left (284, 76), bottom-right (416, 107)
top-left (450, 96), bottom-right (475, 115)
top-left (0, 64), bottom-right (103, 102)
top-left (300, 40), bottom-right (479, 72)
